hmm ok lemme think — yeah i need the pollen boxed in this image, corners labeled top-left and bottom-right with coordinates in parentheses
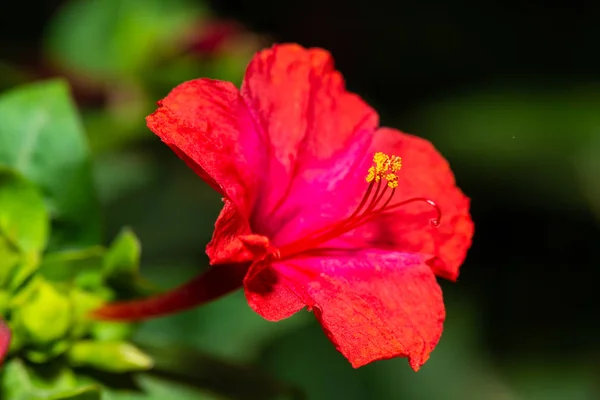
top-left (366, 152), bottom-right (402, 188)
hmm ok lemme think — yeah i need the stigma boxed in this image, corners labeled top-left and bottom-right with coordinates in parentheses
top-left (277, 152), bottom-right (442, 259)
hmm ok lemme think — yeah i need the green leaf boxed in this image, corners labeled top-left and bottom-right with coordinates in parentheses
top-left (105, 374), bottom-right (224, 400)
top-left (103, 229), bottom-right (156, 297)
top-left (103, 229), bottom-right (140, 281)
top-left (45, 0), bottom-right (202, 78)
top-left (1, 359), bottom-right (102, 400)
top-left (0, 169), bottom-right (49, 283)
top-left (90, 321), bottom-right (134, 342)
top-left (0, 168), bottom-right (48, 254)
top-left (39, 247), bottom-right (105, 283)
top-left (0, 236), bottom-right (22, 290)
top-left (11, 280), bottom-right (72, 347)
top-left (7, 256), bottom-right (41, 294)
top-left (0, 290), bottom-right (10, 316)
top-left (67, 340), bottom-right (153, 373)
top-left (0, 80), bottom-right (100, 249)
top-left (70, 289), bottom-right (107, 339)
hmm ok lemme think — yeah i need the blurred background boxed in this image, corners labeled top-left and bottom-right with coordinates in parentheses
top-left (2, 0), bottom-right (600, 399)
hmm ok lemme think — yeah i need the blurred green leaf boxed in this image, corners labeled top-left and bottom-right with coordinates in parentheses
top-left (1, 359), bottom-right (101, 400)
top-left (7, 256), bottom-right (41, 295)
top-left (45, 0), bottom-right (203, 78)
top-left (102, 229), bottom-right (140, 285)
top-left (11, 280), bottom-right (72, 347)
top-left (0, 168), bottom-right (49, 255)
top-left (0, 169), bottom-right (48, 293)
top-left (93, 152), bottom-right (155, 204)
top-left (0, 62), bottom-right (34, 92)
top-left (90, 321), bottom-right (134, 342)
top-left (0, 80), bottom-right (100, 248)
top-left (105, 374), bottom-right (224, 400)
top-left (0, 236), bottom-right (21, 289)
top-left (103, 229), bottom-right (156, 297)
top-left (0, 290), bottom-right (10, 316)
top-left (70, 289), bottom-right (107, 338)
top-left (39, 247), bottom-right (105, 283)
top-left (67, 340), bottom-right (153, 373)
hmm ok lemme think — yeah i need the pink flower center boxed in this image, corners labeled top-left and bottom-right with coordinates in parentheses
top-left (276, 152), bottom-right (442, 260)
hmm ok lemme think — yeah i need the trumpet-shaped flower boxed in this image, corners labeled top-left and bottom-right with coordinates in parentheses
top-left (95, 44), bottom-right (473, 370)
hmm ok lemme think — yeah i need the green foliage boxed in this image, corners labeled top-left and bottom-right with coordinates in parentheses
top-left (105, 374), bottom-right (225, 400)
top-left (45, 0), bottom-right (203, 78)
top-left (39, 247), bottom-right (105, 283)
top-left (12, 279), bottom-right (72, 348)
top-left (0, 79), bottom-right (301, 399)
top-left (0, 80), bottom-right (157, 399)
top-left (102, 229), bottom-right (156, 298)
top-left (1, 359), bottom-right (101, 400)
top-left (0, 169), bottom-right (48, 255)
top-left (41, 0), bottom-right (260, 153)
top-left (43, 0), bottom-right (205, 153)
top-left (0, 80), bottom-right (100, 249)
top-left (0, 169), bottom-right (48, 291)
top-left (68, 341), bottom-right (153, 373)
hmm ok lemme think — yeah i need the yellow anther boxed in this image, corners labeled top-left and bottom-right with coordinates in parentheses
top-left (365, 152), bottom-right (402, 187)
top-left (373, 152), bottom-right (389, 174)
top-left (388, 156), bottom-right (402, 173)
top-left (366, 166), bottom-right (376, 183)
top-left (385, 173), bottom-right (399, 189)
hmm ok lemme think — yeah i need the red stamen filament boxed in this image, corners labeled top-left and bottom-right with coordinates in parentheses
top-left (278, 181), bottom-right (442, 259)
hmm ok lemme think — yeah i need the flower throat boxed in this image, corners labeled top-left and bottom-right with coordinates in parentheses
top-left (277, 152), bottom-right (442, 259)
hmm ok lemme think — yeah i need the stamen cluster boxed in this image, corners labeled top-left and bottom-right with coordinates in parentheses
top-left (366, 152), bottom-right (402, 188)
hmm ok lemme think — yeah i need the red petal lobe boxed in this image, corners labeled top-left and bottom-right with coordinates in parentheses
top-left (245, 250), bottom-right (445, 370)
top-left (241, 44), bottom-right (379, 242)
top-left (244, 261), bottom-right (306, 321)
top-left (352, 128), bottom-right (474, 280)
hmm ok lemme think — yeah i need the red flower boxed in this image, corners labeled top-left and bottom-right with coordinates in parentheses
top-left (0, 319), bottom-right (10, 365)
top-left (95, 44), bottom-right (473, 370)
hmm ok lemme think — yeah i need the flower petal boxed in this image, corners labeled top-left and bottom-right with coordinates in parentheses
top-left (146, 78), bottom-right (266, 263)
top-left (0, 318), bottom-right (10, 365)
top-left (207, 199), bottom-right (273, 264)
top-left (241, 44), bottom-right (379, 243)
top-left (245, 250), bottom-right (445, 370)
top-left (244, 260), bottom-right (306, 321)
top-left (350, 128), bottom-right (474, 280)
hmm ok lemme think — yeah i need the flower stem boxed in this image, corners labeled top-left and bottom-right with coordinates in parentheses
top-left (91, 263), bottom-right (249, 321)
